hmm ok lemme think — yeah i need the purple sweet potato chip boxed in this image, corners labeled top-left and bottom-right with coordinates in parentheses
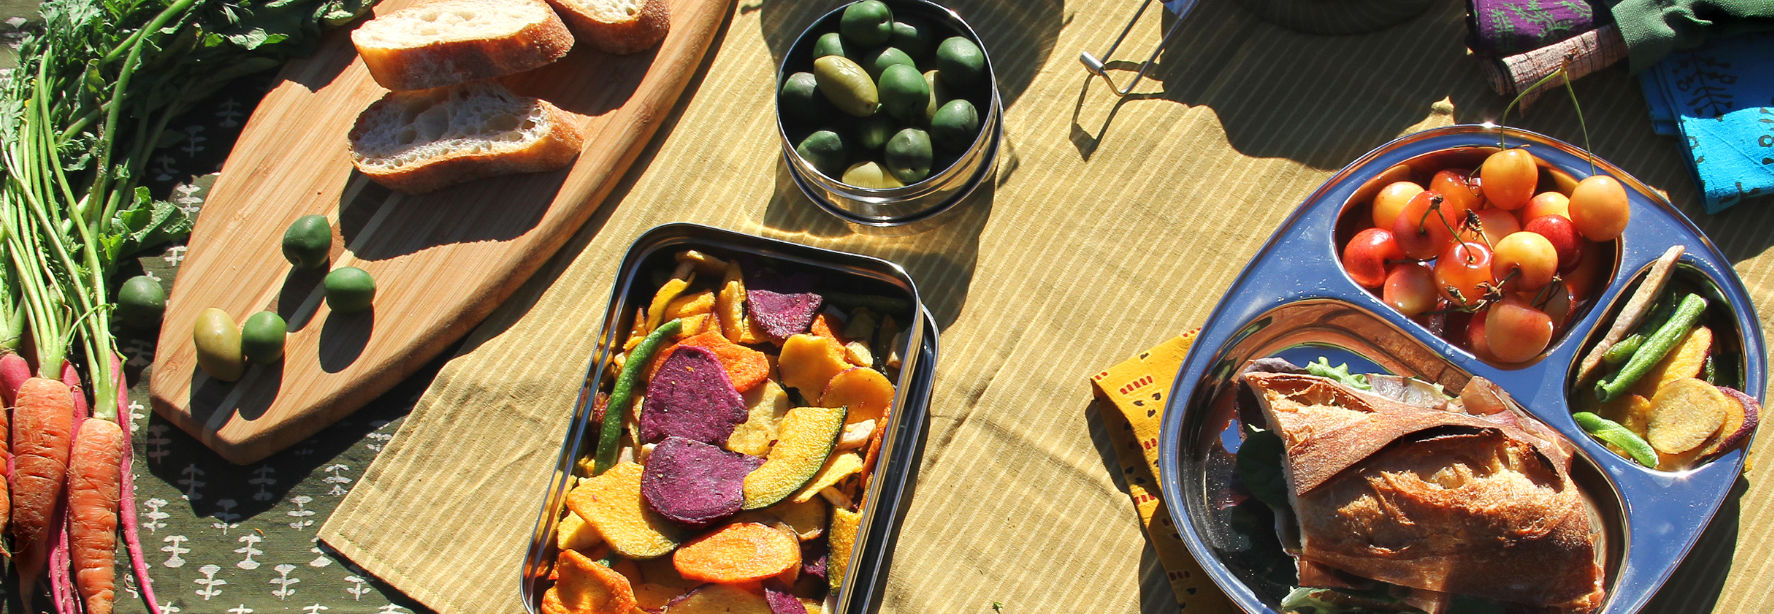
top-left (764, 580), bottom-right (809, 614)
top-left (641, 436), bottom-right (764, 527)
top-left (639, 346), bottom-right (748, 445)
top-left (747, 289), bottom-right (824, 342)
top-left (801, 533), bottom-right (829, 581)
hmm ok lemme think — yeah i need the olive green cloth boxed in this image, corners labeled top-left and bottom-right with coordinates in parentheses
top-left (320, 1), bottom-right (1774, 613)
top-left (1610, 0), bottom-right (1774, 71)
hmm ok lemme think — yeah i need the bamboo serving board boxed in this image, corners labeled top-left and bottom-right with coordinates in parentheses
top-left (149, 0), bottom-right (734, 464)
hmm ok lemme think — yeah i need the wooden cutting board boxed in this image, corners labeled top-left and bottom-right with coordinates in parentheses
top-left (149, 0), bottom-right (734, 464)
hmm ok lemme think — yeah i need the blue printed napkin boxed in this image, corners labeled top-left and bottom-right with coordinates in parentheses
top-left (1640, 31), bottom-right (1774, 213)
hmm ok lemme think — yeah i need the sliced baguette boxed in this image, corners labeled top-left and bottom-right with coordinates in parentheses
top-left (547, 0), bottom-right (669, 55)
top-left (347, 83), bottom-right (585, 194)
top-left (351, 0), bottom-right (574, 91)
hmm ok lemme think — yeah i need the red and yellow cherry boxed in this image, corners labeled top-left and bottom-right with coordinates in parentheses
top-left (1520, 191), bottom-right (1570, 222)
top-left (1463, 207), bottom-right (1521, 247)
top-left (1382, 263), bottom-right (1438, 316)
top-left (1342, 227), bottom-right (1403, 288)
top-left (1433, 241), bottom-right (1496, 308)
top-left (1428, 169), bottom-right (1482, 215)
top-left (1479, 148), bottom-right (1537, 210)
top-left (1371, 181), bottom-right (1425, 229)
top-left (1462, 312), bottom-right (1500, 363)
top-left (1491, 231), bottom-right (1558, 291)
top-left (1521, 283), bottom-right (1574, 333)
top-left (1568, 175), bottom-right (1630, 241)
top-left (1523, 215), bottom-right (1582, 272)
top-left (1485, 296), bottom-right (1555, 363)
top-left (1393, 190), bottom-right (1467, 260)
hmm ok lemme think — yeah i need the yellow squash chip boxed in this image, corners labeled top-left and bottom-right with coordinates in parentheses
top-left (791, 453), bottom-right (864, 504)
top-left (659, 583), bottom-right (774, 614)
top-left (551, 549), bottom-right (638, 614)
top-left (728, 381), bottom-right (791, 456)
top-left (646, 277), bottom-right (692, 335)
top-left (779, 335), bottom-right (851, 403)
top-left (565, 462), bottom-right (681, 559)
top-left (665, 291), bottom-right (717, 320)
top-left (828, 507), bottom-right (862, 595)
top-left (742, 405), bottom-right (847, 510)
top-left (557, 509), bottom-right (603, 552)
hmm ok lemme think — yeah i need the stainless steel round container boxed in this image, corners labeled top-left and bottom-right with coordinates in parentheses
top-left (777, 0), bottom-right (1002, 231)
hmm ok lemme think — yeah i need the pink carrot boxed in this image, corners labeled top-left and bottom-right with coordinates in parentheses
top-left (2, 354), bottom-right (13, 535)
top-left (50, 362), bottom-right (89, 614)
top-left (50, 484), bottom-right (77, 614)
top-left (1, 351), bottom-right (28, 406)
top-left (112, 352), bottom-right (160, 613)
top-left (62, 360), bottom-right (88, 421)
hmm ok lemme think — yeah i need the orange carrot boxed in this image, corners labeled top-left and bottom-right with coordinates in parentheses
top-left (67, 418), bottom-right (123, 614)
top-left (10, 376), bottom-right (75, 590)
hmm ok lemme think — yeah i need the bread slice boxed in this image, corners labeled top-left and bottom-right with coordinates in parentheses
top-left (347, 83), bottom-right (585, 194)
top-left (351, 0), bottom-right (574, 91)
top-left (546, 0), bottom-right (669, 55)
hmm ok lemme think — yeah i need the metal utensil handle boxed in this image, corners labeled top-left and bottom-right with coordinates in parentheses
top-left (1079, 0), bottom-right (1198, 96)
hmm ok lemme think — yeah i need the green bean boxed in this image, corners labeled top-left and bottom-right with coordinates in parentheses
top-left (1602, 334), bottom-right (1643, 366)
top-left (1596, 293), bottom-right (1707, 402)
top-left (1574, 412), bottom-right (1658, 467)
top-left (593, 318), bottom-right (682, 475)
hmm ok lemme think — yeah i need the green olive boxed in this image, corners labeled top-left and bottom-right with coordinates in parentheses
top-left (779, 72), bottom-right (823, 120)
top-left (883, 128), bottom-right (933, 184)
top-left (891, 19), bottom-right (937, 63)
top-left (860, 46), bottom-right (915, 81)
top-left (324, 267), bottom-right (376, 314)
top-left (812, 32), bottom-right (847, 59)
top-left (877, 63), bottom-right (929, 123)
top-left (935, 36), bottom-right (987, 88)
top-left (796, 130), bottom-right (848, 178)
top-left (930, 98), bottom-right (980, 152)
top-left (852, 114), bottom-right (895, 151)
top-left (240, 311), bottom-right (287, 365)
top-left (116, 275), bottom-right (166, 331)
top-left (838, 0), bottom-right (893, 47)
top-left (193, 308), bottom-right (245, 382)
top-left (813, 55), bottom-right (879, 117)
top-left (922, 69), bottom-right (949, 121)
top-left (841, 160), bottom-right (904, 190)
top-left (281, 214), bottom-right (333, 270)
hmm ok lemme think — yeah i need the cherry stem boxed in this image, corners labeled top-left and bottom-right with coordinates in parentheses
top-left (1464, 209), bottom-right (1491, 250)
top-left (1498, 61), bottom-right (1594, 174)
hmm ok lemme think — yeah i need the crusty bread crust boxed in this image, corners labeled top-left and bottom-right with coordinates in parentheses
top-left (548, 0), bottom-right (669, 55)
top-left (1242, 371), bottom-right (1607, 612)
top-left (347, 86), bottom-right (585, 194)
top-left (352, 0), bottom-right (575, 91)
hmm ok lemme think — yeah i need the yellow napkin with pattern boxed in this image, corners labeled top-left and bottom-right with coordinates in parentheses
top-left (1090, 330), bottom-right (1235, 613)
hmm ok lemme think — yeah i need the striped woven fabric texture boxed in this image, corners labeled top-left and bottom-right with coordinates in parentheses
top-left (319, 0), bottom-right (1774, 612)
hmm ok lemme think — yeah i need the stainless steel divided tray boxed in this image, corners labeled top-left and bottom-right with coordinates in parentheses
top-left (1157, 125), bottom-right (1765, 614)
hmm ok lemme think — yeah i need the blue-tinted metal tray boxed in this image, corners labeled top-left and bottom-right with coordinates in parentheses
top-left (1157, 124), bottom-right (1765, 613)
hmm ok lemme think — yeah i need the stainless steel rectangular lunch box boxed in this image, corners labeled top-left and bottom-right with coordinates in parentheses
top-left (519, 223), bottom-right (938, 613)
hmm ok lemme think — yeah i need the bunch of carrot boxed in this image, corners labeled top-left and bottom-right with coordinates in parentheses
top-left (2, 72), bottom-right (156, 613)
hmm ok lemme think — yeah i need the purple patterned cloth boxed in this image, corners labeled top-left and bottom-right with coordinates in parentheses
top-left (1467, 0), bottom-right (1610, 57)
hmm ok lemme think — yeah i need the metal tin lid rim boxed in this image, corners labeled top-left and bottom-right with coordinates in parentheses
top-left (794, 112), bottom-right (1000, 228)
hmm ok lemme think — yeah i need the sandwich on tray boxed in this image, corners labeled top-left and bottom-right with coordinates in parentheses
top-left (1234, 358), bottom-right (1607, 614)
